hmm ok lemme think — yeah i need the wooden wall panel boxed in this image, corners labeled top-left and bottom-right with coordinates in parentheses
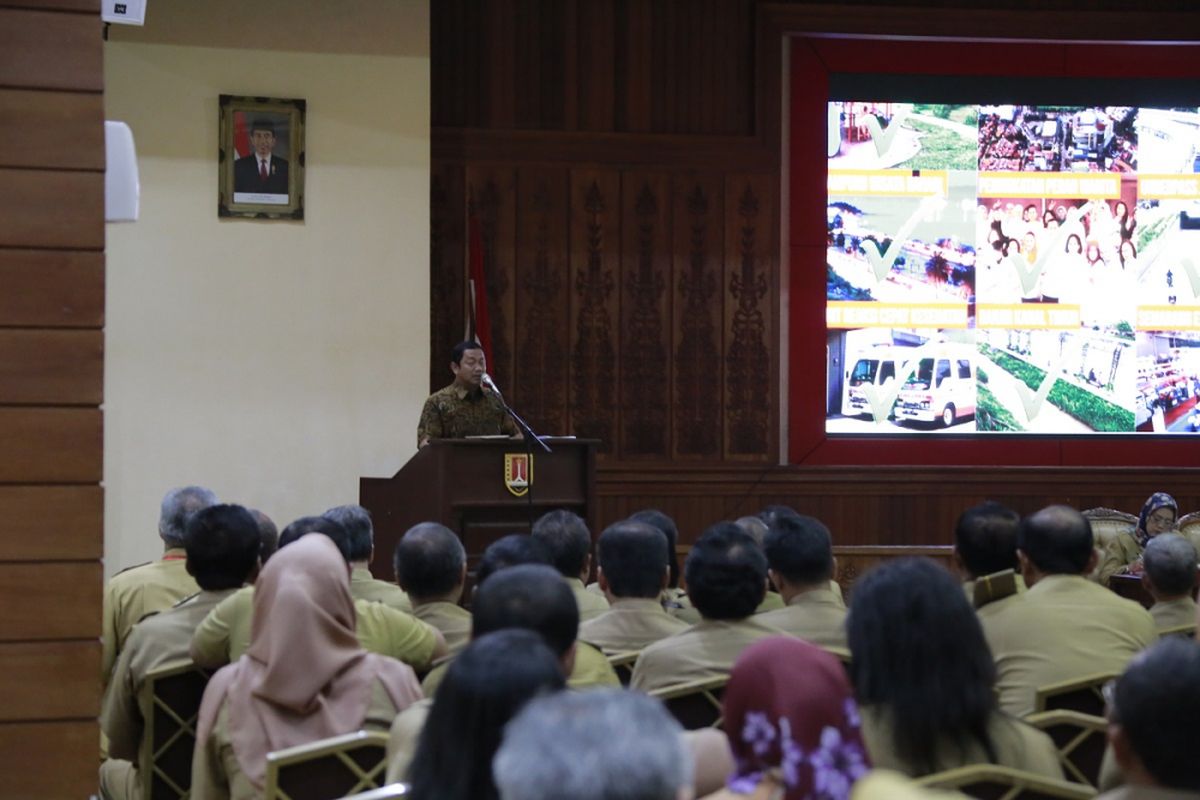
top-left (0, 250), bottom-right (105, 327)
top-left (0, 722), bottom-right (99, 798)
top-left (0, 562), bottom-right (102, 641)
top-left (0, 8), bottom-right (102, 92)
top-left (0, 408), bottom-right (102, 482)
top-left (0, 641), bottom-right (99, 719)
top-left (0, 89), bottom-right (104, 170)
top-left (0, 486), bottom-right (103, 561)
top-left (0, 169), bottom-right (104, 249)
top-left (429, 163), bottom-right (465, 392)
top-left (466, 166), bottom-right (518, 387)
top-left (0, 329), bottom-right (103, 404)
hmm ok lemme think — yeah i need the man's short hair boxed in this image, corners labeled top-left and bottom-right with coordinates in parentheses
top-left (955, 501), bottom-right (1021, 578)
top-left (322, 504), bottom-right (374, 561)
top-left (763, 513), bottom-right (834, 586)
top-left (1144, 533), bottom-right (1198, 597)
top-left (628, 509), bottom-right (680, 588)
top-left (734, 515), bottom-right (769, 547)
top-left (685, 522), bottom-right (767, 620)
top-left (530, 510), bottom-right (591, 579)
top-left (1111, 638), bottom-right (1200, 791)
top-left (451, 340), bottom-right (483, 365)
top-left (394, 522), bottom-right (466, 598)
top-left (277, 515), bottom-right (354, 563)
top-left (475, 534), bottom-right (550, 587)
top-left (183, 504), bottom-right (261, 591)
top-left (1017, 505), bottom-right (1094, 575)
top-left (249, 508), bottom-right (278, 564)
top-left (159, 486), bottom-right (218, 547)
top-left (250, 118), bottom-right (275, 136)
top-left (597, 521), bottom-right (669, 599)
top-left (472, 564), bottom-right (578, 658)
top-left (758, 504), bottom-right (801, 528)
top-left (494, 688), bottom-right (692, 800)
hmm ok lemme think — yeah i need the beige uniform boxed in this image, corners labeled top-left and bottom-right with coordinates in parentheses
top-left (1150, 596), bottom-right (1197, 632)
top-left (859, 705), bottom-right (1062, 779)
top-left (984, 574), bottom-right (1158, 716)
top-left (754, 587), bottom-right (848, 650)
top-left (384, 698), bottom-right (432, 784)
top-left (190, 586), bottom-right (438, 672)
top-left (99, 589), bottom-right (235, 800)
top-left (578, 597), bottom-right (689, 653)
top-left (420, 640), bottom-right (616, 696)
top-left (412, 601), bottom-right (473, 656)
top-left (102, 549), bottom-right (199, 682)
top-left (566, 577), bottom-right (609, 622)
top-left (669, 590), bottom-right (791, 626)
top-left (630, 616), bottom-right (787, 693)
top-left (1098, 530), bottom-right (1200, 585)
top-left (350, 567), bottom-right (412, 612)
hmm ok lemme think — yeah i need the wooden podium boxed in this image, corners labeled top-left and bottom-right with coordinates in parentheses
top-left (359, 438), bottom-right (598, 579)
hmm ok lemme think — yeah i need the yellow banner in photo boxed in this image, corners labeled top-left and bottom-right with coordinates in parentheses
top-left (977, 172), bottom-right (1119, 199)
top-left (1137, 174), bottom-right (1200, 200)
top-left (826, 302), bottom-right (968, 329)
top-left (976, 304), bottom-right (1082, 329)
top-left (827, 170), bottom-right (948, 197)
top-left (1137, 305), bottom-right (1200, 331)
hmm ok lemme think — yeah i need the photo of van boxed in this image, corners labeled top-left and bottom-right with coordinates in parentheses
top-left (894, 346), bottom-right (978, 427)
top-left (842, 346), bottom-right (902, 418)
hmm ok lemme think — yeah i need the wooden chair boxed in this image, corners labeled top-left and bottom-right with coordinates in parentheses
top-left (1033, 672), bottom-right (1117, 718)
top-left (1159, 622), bottom-right (1197, 640)
top-left (648, 675), bottom-right (728, 730)
top-left (342, 785), bottom-right (409, 799)
top-left (263, 731), bottom-right (390, 800)
top-left (1025, 709), bottom-right (1107, 788)
top-left (606, 650), bottom-right (640, 687)
top-left (915, 764), bottom-right (1096, 800)
top-left (1177, 510), bottom-right (1200, 542)
top-left (1081, 508), bottom-right (1137, 552)
top-left (139, 663), bottom-right (211, 800)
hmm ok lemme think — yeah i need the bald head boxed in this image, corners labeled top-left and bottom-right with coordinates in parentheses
top-left (1017, 505), bottom-right (1094, 577)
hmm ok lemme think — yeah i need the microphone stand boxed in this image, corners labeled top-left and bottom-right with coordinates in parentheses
top-left (487, 385), bottom-right (551, 530)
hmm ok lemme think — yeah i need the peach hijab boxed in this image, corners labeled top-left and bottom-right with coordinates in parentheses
top-left (195, 533), bottom-right (421, 788)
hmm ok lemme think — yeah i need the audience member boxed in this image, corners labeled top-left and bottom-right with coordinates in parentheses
top-left (531, 509), bottom-right (610, 621)
top-left (473, 533), bottom-right (549, 589)
top-left (631, 522), bottom-right (784, 692)
top-left (1098, 492), bottom-right (1179, 584)
top-left (102, 485), bottom-right (217, 682)
top-left (394, 522), bottom-right (472, 655)
top-left (323, 504), bottom-right (412, 611)
top-left (395, 629), bottom-right (566, 796)
top-left (701, 636), bottom-right (870, 800)
top-left (493, 689), bottom-right (693, 800)
top-left (629, 508), bottom-right (683, 596)
top-left (849, 558), bottom-right (1061, 778)
top-left (1141, 533), bottom-right (1198, 633)
top-left (954, 501), bottom-right (1024, 621)
top-left (100, 504), bottom-right (261, 800)
top-left (757, 513), bottom-right (848, 650)
top-left (734, 514), bottom-right (785, 613)
top-left (578, 520), bottom-right (688, 653)
top-left (191, 534), bottom-right (422, 799)
top-left (248, 508), bottom-right (278, 564)
top-left (986, 505), bottom-right (1157, 716)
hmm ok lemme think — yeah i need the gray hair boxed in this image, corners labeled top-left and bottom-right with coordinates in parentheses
top-left (1144, 533), bottom-right (1198, 598)
top-left (158, 486), bottom-right (218, 547)
top-left (493, 689), bottom-right (692, 800)
top-left (322, 504), bottom-right (375, 562)
top-left (734, 515), bottom-right (769, 547)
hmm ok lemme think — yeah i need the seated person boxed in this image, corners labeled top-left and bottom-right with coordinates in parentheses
top-left (756, 513), bottom-right (848, 650)
top-left (626, 508), bottom-right (686, 613)
top-left (758, 503), bottom-right (845, 602)
top-left (471, 532), bottom-right (549, 590)
top-left (191, 534), bottom-right (423, 799)
top-left (399, 629), bottom-right (566, 800)
top-left (393, 522), bottom-right (472, 656)
top-left (986, 505), bottom-right (1158, 716)
top-left (323, 504), bottom-right (411, 611)
top-left (733, 515), bottom-right (785, 613)
top-left (578, 520), bottom-right (688, 653)
top-left (494, 689), bottom-right (694, 800)
top-left (954, 501), bottom-right (1025, 621)
top-left (631, 522), bottom-right (786, 693)
top-left (531, 509), bottom-right (610, 621)
top-left (1141, 533), bottom-right (1198, 633)
top-left (848, 558), bottom-right (1061, 778)
top-left (1098, 492), bottom-right (1179, 584)
top-left (100, 504), bottom-right (260, 800)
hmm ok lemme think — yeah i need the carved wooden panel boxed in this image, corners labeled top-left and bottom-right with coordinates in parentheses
top-left (465, 166), bottom-right (518, 388)
top-left (429, 162), bottom-right (465, 392)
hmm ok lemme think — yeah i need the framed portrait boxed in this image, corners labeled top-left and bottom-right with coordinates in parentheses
top-left (218, 95), bottom-right (306, 220)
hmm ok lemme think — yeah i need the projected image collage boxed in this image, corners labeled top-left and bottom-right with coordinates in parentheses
top-left (825, 102), bottom-right (1200, 435)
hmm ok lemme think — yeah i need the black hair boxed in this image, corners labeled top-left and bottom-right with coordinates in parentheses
top-left (530, 509), bottom-right (591, 579)
top-left (1017, 505), bottom-right (1093, 575)
top-left (250, 118), bottom-right (275, 135)
top-left (475, 534), bottom-right (550, 588)
top-left (954, 501), bottom-right (1021, 578)
top-left (407, 629), bottom-right (565, 800)
top-left (758, 504), bottom-right (802, 528)
top-left (628, 509), bottom-right (680, 589)
top-left (847, 557), bottom-right (997, 777)
top-left (684, 522), bottom-right (767, 620)
top-left (451, 340), bottom-right (484, 365)
top-left (277, 515), bottom-right (354, 563)
top-left (763, 513), bottom-right (834, 586)
top-left (321, 505), bottom-right (374, 561)
top-left (249, 509), bottom-right (278, 564)
top-left (394, 522), bottom-right (466, 599)
top-left (473, 563), bottom-right (579, 658)
top-left (597, 521), bottom-right (669, 599)
top-left (183, 504), bottom-right (261, 591)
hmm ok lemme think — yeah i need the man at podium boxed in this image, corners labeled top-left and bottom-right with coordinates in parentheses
top-left (417, 341), bottom-right (519, 447)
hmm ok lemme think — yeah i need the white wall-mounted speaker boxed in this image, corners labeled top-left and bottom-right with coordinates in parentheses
top-left (102, 0), bottom-right (147, 26)
top-left (105, 121), bottom-right (140, 223)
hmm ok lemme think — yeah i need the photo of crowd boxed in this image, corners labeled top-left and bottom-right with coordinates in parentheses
top-left (977, 105), bottom-right (1138, 173)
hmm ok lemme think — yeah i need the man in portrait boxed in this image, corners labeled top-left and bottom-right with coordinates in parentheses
top-left (233, 117), bottom-right (289, 195)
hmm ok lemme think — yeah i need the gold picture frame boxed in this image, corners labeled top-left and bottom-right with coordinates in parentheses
top-left (218, 95), bottom-right (306, 220)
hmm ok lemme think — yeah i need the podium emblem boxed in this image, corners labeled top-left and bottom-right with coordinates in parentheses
top-left (504, 453), bottom-right (533, 497)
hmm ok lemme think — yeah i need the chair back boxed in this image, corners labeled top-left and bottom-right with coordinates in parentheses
top-left (1081, 508), bottom-right (1136, 552)
top-left (1177, 510), bottom-right (1200, 542)
top-left (1024, 710), bottom-right (1107, 788)
top-left (139, 663), bottom-right (211, 800)
top-left (606, 650), bottom-right (640, 687)
top-left (648, 675), bottom-right (728, 730)
top-left (973, 570), bottom-right (1019, 609)
top-left (264, 730), bottom-right (390, 800)
top-left (915, 764), bottom-right (1096, 800)
top-left (342, 784), bottom-right (409, 799)
top-left (1033, 672), bottom-right (1117, 717)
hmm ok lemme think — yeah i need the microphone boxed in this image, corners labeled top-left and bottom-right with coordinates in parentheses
top-left (481, 372), bottom-right (502, 396)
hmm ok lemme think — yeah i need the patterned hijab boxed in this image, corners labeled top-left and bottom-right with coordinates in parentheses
top-left (722, 637), bottom-right (870, 800)
top-left (1136, 492), bottom-right (1178, 548)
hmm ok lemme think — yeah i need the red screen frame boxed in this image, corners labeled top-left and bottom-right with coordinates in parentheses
top-left (787, 36), bottom-right (1200, 467)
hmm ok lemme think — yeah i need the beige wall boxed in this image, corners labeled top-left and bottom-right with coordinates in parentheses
top-left (103, 6), bottom-right (429, 576)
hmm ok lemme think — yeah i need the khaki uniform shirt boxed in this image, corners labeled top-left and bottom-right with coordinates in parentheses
top-left (385, 697), bottom-right (432, 784)
top-left (351, 568), bottom-right (412, 612)
top-left (631, 616), bottom-right (787, 693)
top-left (1150, 596), bottom-right (1197, 633)
top-left (578, 597), bottom-right (689, 654)
top-left (567, 577), bottom-right (610, 622)
top-left (669, 590), bottom-right (791, 626)
top-left (859, 705), bottom-right (1062, 779)
top-left (412, 601), bottom-right (472, 656)
top-left (416, 383), bottom-right (517, 445)
top-left (1098, 531), bottom-right (1200, 585)
top-left (420, 640), bottom-right (617, 696)
top-left (984, 574), bottom-right (1158, 717)
top-left (102, 549), bottom-right (199, 682)
top-left (190, 586), bottom-right (438, 672)
top-left (754, 587), bottom-right (848, 650)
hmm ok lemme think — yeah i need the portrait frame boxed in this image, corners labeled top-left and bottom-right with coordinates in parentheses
top-left (218, 95), bottom-right (306, 220)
